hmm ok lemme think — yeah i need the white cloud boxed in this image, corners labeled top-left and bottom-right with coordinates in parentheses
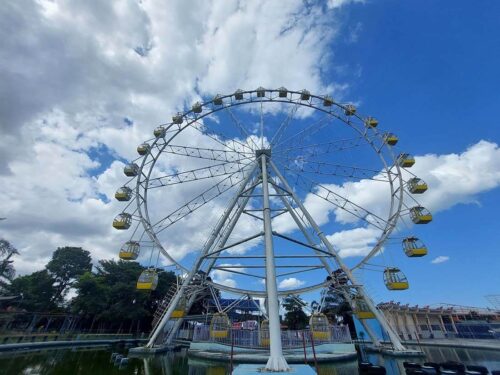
top-left (0, 0), bottom-right (354, 275)
top-left (431, 256), bottom-right (450, 264)
top-left (278, 277), bottom-right (305, 289)
top-left (271, 140), bottom-right (500, 262)
top-left (210, 264), bottom-right (246, 289)
top-left (328, 0), bottom-right (365, 9)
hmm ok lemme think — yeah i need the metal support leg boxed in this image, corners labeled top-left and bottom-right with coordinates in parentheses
top-left (261, 155), bottom-right (289, 371)
top-left (146, 163), bottom-right (259, 348)
top-left (270, 160), bottom-right (406, 351)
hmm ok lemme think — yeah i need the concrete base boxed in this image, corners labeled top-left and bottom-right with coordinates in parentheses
top-left (128, 344), bottom-right (179, 356)
top-left (365, 346), bottom-right (424, 357)
top-left (233, 364), bottom-right (316, 374)
top-left (188, 342), bottom-right (357, 364)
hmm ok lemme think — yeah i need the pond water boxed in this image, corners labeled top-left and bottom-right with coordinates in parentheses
top-left (0, 345), bottom-right (499, 374)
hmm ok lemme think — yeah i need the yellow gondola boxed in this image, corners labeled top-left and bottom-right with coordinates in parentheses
top-left (115, 186), bottom-right (132, 201)
top-left (323, 95), bottom-right (333, 106)
top-left (192, 102), bottom-right (203, 113)
top-left (172, 113), bottom-right (183, 124)
top-left (365, 117), bottom-right (379, 128)
top-left (260, 320), bottom-right (270, 346)
top-left (300, 89), bottom-right (311, 101)
top-left (172, 299), bottom-right (185, 318)
top-left (210, 312), bottom-right (231, 339)
top-left (402, 237), bottom-right (428, 257)
top-left (278, 87), bottom-right (288, 98)
top-left (153, 126), bottom-right (166, 138)
top-left (398, 153), bottom-right (415, 168)
top-left (136, 269), bottom-right (158, 291)
top-left (113, 213), bottom-right (132, 230)
top-left (407, 177), bottom-right (428, 194)
top-left (119, 241), bottom-right (140, 260)
top-left (384, 132), bottom-right (398, 146)
top-left (256, 87), bottom-right (266, 98)
top-left (353, 297), bottom-right (375, 319)
top-left (124, 163), bottom-right (139, 177)
top-left (310, 313), bottom-right (331, 340)
top-left (410, 206), bottom-right (433, 224)
top-left (344, 104), bottom-right (356, 116)
top-left (137, 143), bottom-right (151, 155)
top-left (383, 267), bottom-right (409, 290)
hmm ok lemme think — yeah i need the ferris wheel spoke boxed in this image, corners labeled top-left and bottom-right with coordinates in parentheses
top-left (279, 167), bottom-right (390, 230)
top-left (223, 106), bottom-right (260, 150)
top-left (270, 102), bottom-right (300, 146)
top-left (272, 114), bottom-right (334, 151)
top-left (191, 120), bottom-right (254, 155)
top-left (151, 163), bottom-right (253, 234)
top-left (275, 156), bottom-right (393, 182)
top-left (148, 161), bottom-right (253, 189)
top-left (161, 144), bottom-right (253, 163)
top-left (272, 137), bottom-right (366, 160)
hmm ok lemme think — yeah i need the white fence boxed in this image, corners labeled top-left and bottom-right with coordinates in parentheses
top-left (191, 324), bottom-right (351, 349)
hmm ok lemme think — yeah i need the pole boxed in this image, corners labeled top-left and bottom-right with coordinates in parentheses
top-left (261, 155), bottom-right (290, 371)
top-left (270, 160), bottom-right (407, 352)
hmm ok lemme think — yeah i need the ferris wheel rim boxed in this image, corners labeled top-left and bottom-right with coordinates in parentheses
top-left (129, 88), bottom-right (404, 294)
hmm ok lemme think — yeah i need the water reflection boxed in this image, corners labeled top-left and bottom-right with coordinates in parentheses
top-left (0, 345), bottom-right (499, 374)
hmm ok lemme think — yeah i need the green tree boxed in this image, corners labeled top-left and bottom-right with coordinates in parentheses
top-left (71, 260), bottom-right (177, 331)
top-left (283, 296), bottom-right (308, 330)
top-left (0, 239), bottom-right (19, 291)
top-left (46, 246), bottom-right (92, 303)
top-left (8, 270), bottom-right (58, 311)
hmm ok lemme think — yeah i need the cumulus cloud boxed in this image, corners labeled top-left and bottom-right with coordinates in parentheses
top-left (0, 0), bottom-right (352, 275)
top-left (278, 277), bottom-right (305, 289)
top-left (431, 256), bottom-right (450, 264)
top-left (328, 0), bottom-right (365, 9)
top-left (282, 140), bottom-right (500, 259)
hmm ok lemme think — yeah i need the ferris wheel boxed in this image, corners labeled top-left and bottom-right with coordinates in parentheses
top-left (113, 88), bottom-right (431, 368)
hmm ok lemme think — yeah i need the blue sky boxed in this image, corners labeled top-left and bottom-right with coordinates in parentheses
top-left (0, 0), bottom-right (498, 309)
top-left (327, 1), bottom-right (500, 307)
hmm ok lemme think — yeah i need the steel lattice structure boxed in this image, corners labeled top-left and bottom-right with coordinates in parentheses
top-left (113, 88), bottom-right (431, 369)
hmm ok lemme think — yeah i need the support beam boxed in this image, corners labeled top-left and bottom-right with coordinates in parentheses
top-left (269, 160), bottom-right (406, 351)
top-left (261, 155), bottom-right (290, 371)
top-left (146, 162), bottom-right (258, 347)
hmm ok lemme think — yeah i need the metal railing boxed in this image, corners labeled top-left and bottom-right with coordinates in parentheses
top-left (191, 324), bottom-right (351, 349)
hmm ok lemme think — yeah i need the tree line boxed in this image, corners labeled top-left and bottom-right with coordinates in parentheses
top-left (0, 239), bottom-right (355, 334)
top-left (0, 241), bottom-right (176, 333)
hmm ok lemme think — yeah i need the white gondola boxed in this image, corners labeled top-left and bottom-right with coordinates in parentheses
top-left (256, 87), bottom-right (266, 98)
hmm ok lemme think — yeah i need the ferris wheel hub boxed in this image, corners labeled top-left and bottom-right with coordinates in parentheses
top-left (255, 148), bottom-right (272, 159)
